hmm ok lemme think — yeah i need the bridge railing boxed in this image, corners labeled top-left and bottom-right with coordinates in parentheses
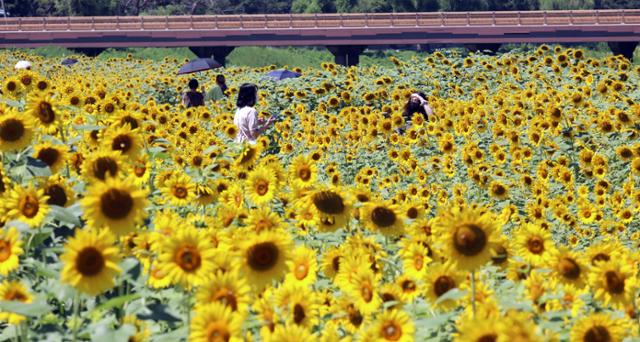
top-left (2, 10), bottom-right (640, 32)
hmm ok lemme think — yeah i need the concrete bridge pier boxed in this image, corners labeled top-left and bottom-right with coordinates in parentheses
top-left (608, 42), bottom-right (638, 62)
top-left (464, 43), bottom-right (502, 55)
top-left (69, 47), bottom-right (106, 57)
top-left (189, 46), bottom-right (235, 66)
top-left (327, 45), bottom-right (367, 66)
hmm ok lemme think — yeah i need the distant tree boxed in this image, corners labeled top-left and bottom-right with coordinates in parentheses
top-left (487, 0), bottom-right (539, 10)
top-left (539, 0), bottom-right (593, 10)
top-left (336, 0), bottom-right (358, 12)
top-left (392, 0), bottom-right (416, 12)
top-left (415, 0), bottom-right (439, 11)
top-left (594, 0), bottom-right (640, 9)
top-left (438, 0), bottom-right (486, 11)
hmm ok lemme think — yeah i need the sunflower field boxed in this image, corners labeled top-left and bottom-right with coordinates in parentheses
top-left (0, 45), bottom-right (639, 341)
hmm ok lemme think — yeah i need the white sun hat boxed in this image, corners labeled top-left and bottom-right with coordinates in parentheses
top-left (14, 60), bottom-right (32, 70)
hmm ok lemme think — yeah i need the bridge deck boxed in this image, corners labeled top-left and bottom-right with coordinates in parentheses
top-left (1, 10), bottom-right (639, 48)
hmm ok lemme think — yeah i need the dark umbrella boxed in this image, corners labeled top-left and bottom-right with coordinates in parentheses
top-left (267, 69), bottom-right (301, 81)
top-left (61, 58), bottom-right (78, 66)
top-left (177, 58), bottom-right (222, 75)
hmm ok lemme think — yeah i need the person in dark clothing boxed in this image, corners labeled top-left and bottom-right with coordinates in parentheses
top-left (403, 92), bottom-right (435, 123)
top-left (182, 78), bottom-right (205, 108)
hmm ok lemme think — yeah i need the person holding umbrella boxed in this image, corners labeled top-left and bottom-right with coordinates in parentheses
top-left (234, 83), bottom-right (275, 144)
top-left (182, 78), bottom-right (205, 108)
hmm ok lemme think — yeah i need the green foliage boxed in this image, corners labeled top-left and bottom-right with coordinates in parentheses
top-left (594, 0), bottom-right (640, 9)
top-left (539, 0), bottom-right (594, 10)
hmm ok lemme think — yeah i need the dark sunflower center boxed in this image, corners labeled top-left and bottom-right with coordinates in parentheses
top-left (604, 271), bottom-right (625, 294)
top-left (434, 275), bottom-right (456, 297)
top-left (37, 147), bottom-right (60, 167)
top-left (477, 335), bottom-right (498, 342)
top-left (332, 256), bottom-right (340, 272)
top-left (453, 224), bottom-right (487, 256)
top-left (294, 263), bottom-right (308, 280)
top-left (0, 240), bottom-right (11, 262)
top-left (247, 242), bottom-right (279, 271)
top-left (491, 245), bottom-right (508, 265)
top-left (361, 283), bottom-right (373, 302)
top-left (298, 168), bottom-right (311, 181)
top-left (213, 289), bottom-right (238, 311)
top-left (371, 207), bottom-right (396, 227)
top-left (255, 180), bottom-right (269, 196)
top-left (312, 191), bottom-right (345, 215)
top-left (100, 188), bottom-right (134, 220)
top-left (5, 290), bottom-right (27, 302)
top-left (20, 195), bottom-right (39, 218)
top-left (347, 305), bottom-right (363, 327)
top-left (558, 257), bottom-right (580, 279)
top-left (401, 280), bottom-right (416, 292)
top-left (76, 247), bottom-right (105, 276)
top-left (493, 184), bottom-right (506, 196)
top-left (584, 326), bottom-right (612, 342)
top-left (93, 157), bottom-right (118, 180)
top-left (175, 246), bottom-right (201, 272)
top-left (172, 185), bottom-right (188, 199)
top-left (592, 253), bottom-right (610, 265)
top-left (527, 237), bottom-right (544, 254)
top-left (0, 118), bottom-right (25, 142)
top-left (381, 293), bottom-right (396, 303)
top-left (356, 194), bottom-right (369, 202)
top-left (206, 322), bottom-right (230, 342)
top-left (293, 303), bottom-right (306, 325)
top-left (381, 322), bottom-right (402, 341)
top-left (134, 165), bottom-right (146, 177)
top-left (112, 135), bottom-right (133, 154)
top-left (45, 184), bottom-right (68, 207)
top-left (407, 207), bottom-right (419, 219)
top-left (6, 81), bottom-right (16, 91)
top-left (38, 101), bottom-right (55, 124)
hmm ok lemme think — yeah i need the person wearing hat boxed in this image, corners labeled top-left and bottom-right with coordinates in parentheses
top-left (14, 60), bottom-right (32, 70)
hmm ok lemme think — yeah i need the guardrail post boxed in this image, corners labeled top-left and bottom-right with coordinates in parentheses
top-left (622, 9), bottom-right (626, 24)
top-left (115, 16), bottom-right (119, 31)
top-left (190, 15), bottom-right (194, 30)
top-left (595, 10), bottom-right (599, 25)
top-left (569, 10), bottom-right (573, 25)
top-left (415, 13), bottom-right (419, 27)
top-left (492, 11), bottom-right (496, 26)
top-left (264, 14), bottom-right (268, 29)
top-left (140, 16), bottom-right (143, 30)
top-left (67, 16), bottom-right (71, 31)
top-left (364, 13), bottom-right (368, 27)
top-left (91, 16), bottom-right (95, 31)
top-left (289, 13), bottom-right (293, 28)
top-left (543, 10), bottom-right (547, 25)
top-left (17, 17), bottom-right (21, 31)
top-left (390, 13), bottom-right (394, 27)
top-left (43, 17), bottom-right (46, 30)
top-left (165, 16), bottom-right (169, 30)
top-left (240, 15), bottom-right (243, 29)
top-left (517, 11), bottom-right (521, 26)
top-left (213, 15), bottom-right (217, 29)
top-left (314, 13), bottom-right (318, 28)
top-left (440, 12), bottom-right (445, 26)
top-left (466, 12), bottom-right (470, 26)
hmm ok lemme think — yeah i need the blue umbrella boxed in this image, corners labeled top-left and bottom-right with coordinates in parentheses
top-left (61, 58), bottom-right (78, 66)
top-left (177, 58), bottom-right (222, 75)
top-left (267, 69), bottom-right (301, 81)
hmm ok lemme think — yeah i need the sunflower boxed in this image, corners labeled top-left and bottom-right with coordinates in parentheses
top-left (423, 261), bottom-right (465, 310)
top-left (33, 141), bottom-right (68, 174)
top-left (41, 175), bottom-right (75, 208)
top-left (238, 230), bottom-right (293, 291)
top-left (589, 258), bottom-right (638, 310)
top-left (270, 324), bottom-right (316, 342)
top-left (0, 280), bottom-right (33, 324)
top-left (131, 156), bottom-right (151, 187)
top-left (25, 93), bottom-right (60, 131)
top-left (320, 247), bottom-right (342, 279)
top-left (344, 267), bottom-right (381, 315)
top-left (189, 303), bottom-right (243, 342)
top-left (570, 313), bottom-right (631, 342)
top-left (246, 166), bottom-right (278, 205)
top-left (235, 143), bottom-right (262, 169)
top-left (0, 227), bottom-right (23, 276)
top-left (60, 228), bottom-right (121, 296)
top-left (158, 224), bottom-right (217, 289)
top-left (102, 125), bottom-right (143, 160)
top-left (160, 172), bottom-right (196, 206)
top-left (306, 186), bottom-right (351, 231)
top-left (433, 205), bottom-right (500, 271)
top-left (121, 315), bottom-right (150, 342)
top-left (0, 110), bottom-right (35, 152)
top-left (196, 271), bottom-right (251, 317)
top-left (548, 248), bottom-right (589, 289)
top-left (4, 184), bottom-right (50, 228)
top-left (289, 155), bottom-right (317, 189)
top-left (512, 223), bottom-right (556, 267)
top-left (81, 149), bottom-right (128, 183)
top-left (146, 262), bottom-right (173, 289)
top-left (399, 241), bottom-right (431, 280)
top-left (81, 176), bottom-right (148, 236)
top-left (275, 283), bottom-right (319, 329)
top-left (365, 309), bottom-right (415, 342)
top-left (453, 307), bottom-right (501, 342)
top-left (2, 76), bottom-right (23, 99)
top-left (285, 245), bottom-right (318, 287)
top-left (361, 200), bottom-right (405, 237)
top-left (488, 180), bottom-right (509, 200)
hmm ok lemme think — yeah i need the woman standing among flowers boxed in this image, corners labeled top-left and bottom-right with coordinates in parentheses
top-left (401, 92), bottom-right (435, 133)
top-left (234, 83), bottom-right (275, 144)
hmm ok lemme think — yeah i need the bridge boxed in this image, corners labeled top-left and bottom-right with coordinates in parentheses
top-left (1, 10), bottom-right (639, 66)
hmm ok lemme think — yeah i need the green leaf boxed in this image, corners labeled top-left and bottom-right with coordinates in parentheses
top-left (152, 326), bottom-right (187, 342)
top-left (91, 324), bottom-right (136, 342)
top-left (0, 298), bottom-right (51, 317)
top-left (49, 205), bottom-right (82, 226)
top-left (91, 294), bottom-right (141, 316)
top-left (73, 124), bottom-right (105, 131)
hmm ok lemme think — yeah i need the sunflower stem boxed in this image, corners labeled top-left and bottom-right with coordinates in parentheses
top-left (71, 292), bottom-right (80, 342)
top-left (19, 320), bottom-right (28, 342)
top-left (184, 290), bottom-right (192, 334)
top-left (470, 271), bottom-right (476, 319)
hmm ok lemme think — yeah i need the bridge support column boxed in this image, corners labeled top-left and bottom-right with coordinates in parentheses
top-left (189, 46), bottom-right (235, 66)
top-left (608, 42), bottom-right (638, 62)
top-left (464, 43), bottom-right (502, 55)
top-left (327, 45), bottom-right (366, 67)
top-left (69, 48), bottom-right (105, 57)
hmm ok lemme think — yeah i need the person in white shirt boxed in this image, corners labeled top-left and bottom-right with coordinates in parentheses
top-left (233, 83), bottom-right (275, 144)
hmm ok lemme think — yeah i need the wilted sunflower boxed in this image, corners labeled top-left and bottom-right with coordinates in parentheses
top-left (433, 205), bottom-right (500, 271)
top-left (238, 230), bottom-right (293, 291)
top-left (81, 176), bottom-right (148, 236)
top-left (0, 110), bottom-right (35, 152)
top-left (189, 302), bottom-right (243, 342)
top-left (246, 166), bottom-right (278, 205)
top-left (4, 184), bottom-right (50, 228)
top-left (158, 224), bottom-right (216, 289)
top-left (0, 227), bottom-right (23, 276)
top-left (0, 280), bottom-right (33, 324)
top-left (60, 228), bottom-right (121, 296)
top-left (33, 141), bottom-right (68, 174)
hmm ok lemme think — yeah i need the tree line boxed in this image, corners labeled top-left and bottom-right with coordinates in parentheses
top-left (3, 0), bottom-right (638, 17)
